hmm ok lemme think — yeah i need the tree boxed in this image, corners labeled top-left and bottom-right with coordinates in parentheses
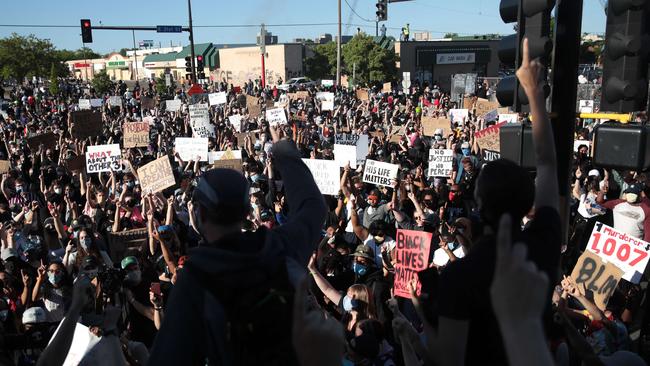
top-left (342, 34), bottom-right (398, 86)
top-left (444, 33), bottom-right (459, 39)
top-left (304, 42), bottom-right (337, 80)
top-left (0, 33), bottom-right (59, 82)
top-left (48, 64), bottom-right (59, 96)
top-left (55, 47), bottom-right (101, 62)
top-left (92, 70), bottom-right (113, 95)
top-left (155, 74), bottom-right (175, 97)
top-left (119, 48), bottom-right (130, 57)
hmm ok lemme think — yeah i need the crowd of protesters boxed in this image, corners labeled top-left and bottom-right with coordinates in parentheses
top-left (0, 39), bottom-right (647, 366)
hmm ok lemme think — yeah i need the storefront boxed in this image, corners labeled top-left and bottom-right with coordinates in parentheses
top-left (105, 53), bottom-right (132, 81)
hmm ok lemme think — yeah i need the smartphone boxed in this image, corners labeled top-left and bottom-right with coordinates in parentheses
top-left (150, 282), bottom-right (161, 296)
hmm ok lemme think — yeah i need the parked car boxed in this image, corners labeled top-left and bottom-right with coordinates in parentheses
top-left (277, 77), bottom-right (319, 91)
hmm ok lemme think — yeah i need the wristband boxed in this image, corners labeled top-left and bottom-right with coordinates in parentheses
top-left (154, 306), bottom-right (163, 311)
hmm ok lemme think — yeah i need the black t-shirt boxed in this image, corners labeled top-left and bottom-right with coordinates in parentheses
top-left (437, 206), bottom-right (561, 366)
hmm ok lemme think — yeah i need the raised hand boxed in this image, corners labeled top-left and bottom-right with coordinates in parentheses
top-left (516, 38), bottom-right (544, 95)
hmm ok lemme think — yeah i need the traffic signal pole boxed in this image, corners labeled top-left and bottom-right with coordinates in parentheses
top-left (187, 0), bottom-right (197, 83)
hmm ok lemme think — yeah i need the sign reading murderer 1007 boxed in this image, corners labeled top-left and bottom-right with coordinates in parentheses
top-left (393, 229), bottom-right (432, 299)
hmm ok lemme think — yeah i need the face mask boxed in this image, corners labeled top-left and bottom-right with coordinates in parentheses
top-left (124, 270), bottom-right (142, 286)
top-left (373, 235), bottom-right (385, 243)
top-left (126, 182), bottom-right (135, 189)
top-left (0, 310), bottom-right (8, 322)
top-left (250, 174), bottom-right (260, 183)
top-left (80, 238), bottom-right (92, 250)
top-left (48, 272), bottom-right (63, 286)
top-left (15, 186), bottom-right (23, 194)
top-left (353, 262), bottom-right (368, 277)
top-left (54, 188), bottom-right (62, 195)
top-left (626, 193), bottom-right (638, 204)
top-left (342, 295), bottom-right (354, 312)
top-left (462, 148), bottom-right (471, 157)
top-left (448, 192), bottom-right (456, 201)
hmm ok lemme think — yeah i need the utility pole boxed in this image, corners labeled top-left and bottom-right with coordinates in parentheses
top-left (187, 0), bottom-right (197, 83)
top-left (132, 30), bottom-right (139, 81)
top-left (376, 21), bottom-right (379, 37)
top-left (336, 0), bottom-right (341, 87)
top-left (260, 23), bottom-right (266, 88)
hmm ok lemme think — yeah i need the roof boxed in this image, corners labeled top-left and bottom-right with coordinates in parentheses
top-left (142, 52), bottom-right (178, 63)
top-left (176, 43), bottom-right (214, 58)
top-left (451, 35), bottom-right (502, 41)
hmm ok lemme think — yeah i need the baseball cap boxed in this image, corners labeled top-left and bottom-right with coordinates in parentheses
top-left (82, 256), bottom-right (99, 271)
top-left (461, 142), bottom-right (471, 149)
top-left (121, 256), bottom-right (138, 270)
top-left (350, 244), bottom-right (375, 260)
top-left (22, 307), bottom-right (47, 324)
top-left (624, 183), bottom-right (643, 195)
top-left (588, 169), bottom-right (600, 177)
top-left (260, 210), bottom-right (273, 222)
top-left (434, 128), bottom-right (443, 135)
top-left (193, 169), bottom-right (250, 223)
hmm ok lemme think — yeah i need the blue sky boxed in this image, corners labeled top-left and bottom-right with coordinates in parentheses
top-left (0, 0), bottom-right (607, 54)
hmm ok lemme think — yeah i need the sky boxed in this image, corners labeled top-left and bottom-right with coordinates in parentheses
top-left (0, 0), bottom-right (607, 54)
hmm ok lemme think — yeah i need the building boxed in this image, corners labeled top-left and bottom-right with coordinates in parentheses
top-left (395, 38), bottom-right (501, 91)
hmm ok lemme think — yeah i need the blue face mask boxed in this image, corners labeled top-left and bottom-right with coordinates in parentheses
top-left (462, 148), bottom-right (471, 157)
top-left (353, 262), bottom-right (368, 277)
top-left (250, 175), bottom-right (260, 183)
top-left (0, 309), bottom-right (8, 322)
top-left (342, 295), bottom-right (354, 312)
top-left (48, 272), bottom-right (63, 286)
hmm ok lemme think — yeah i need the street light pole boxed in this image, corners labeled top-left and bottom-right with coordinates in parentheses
top-left (336, 0), bottom-right (341, 87)
top-left (132, 30), bottom-right (139, 81)
top-left (187, 0), bottom-right (197, 83)
top-left (260, 23), bottom-right (266, 89)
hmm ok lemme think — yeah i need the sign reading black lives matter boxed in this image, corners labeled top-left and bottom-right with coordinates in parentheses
top-left (362, 159), bottom-right (398, 188)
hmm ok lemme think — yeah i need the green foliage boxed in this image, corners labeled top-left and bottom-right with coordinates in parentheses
top-left (92, 70), bottom-right (113, 95)
top-left (155, 74), bottom-right (175, 96)
top-left (342, 34), bottom-right (397, 86)
top-left (444, 33), bottom-right (459, 39)
top-left (119, 48), bottom-right (130, 57)
top-left (48, 64), bottom-right (59, 96)
top-left (304, 42), bottom-right (338, 80)
top-left (0, 33), bottom-right (60, 82)
top-left (54, 47), bottom-right (101, 62)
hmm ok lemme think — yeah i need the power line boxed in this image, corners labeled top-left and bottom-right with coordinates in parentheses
top-left (343, 0), bottom-right (376, 23)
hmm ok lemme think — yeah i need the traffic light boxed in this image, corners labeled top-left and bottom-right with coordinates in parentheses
top-left (185, 56), bottom-right (192, 73)
top-left (80, 19), bottom-right (92, 43)
top-left (522, 0), bottom-right (553, 64)
top-left (495, 0), bottom-right (523, 111)
top-left (196, 55), bottom-right (204, 70)
top-left (600, 1), bottom-right (650, 113)
top-left (376, 0), bottom-right (388, 22)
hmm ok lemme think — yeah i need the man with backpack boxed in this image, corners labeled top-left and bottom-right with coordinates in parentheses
top-left (148, 131), bottom-right (327, 366)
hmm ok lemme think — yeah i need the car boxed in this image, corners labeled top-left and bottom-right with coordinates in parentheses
top-left (277, 77), bottom-right (318, 91)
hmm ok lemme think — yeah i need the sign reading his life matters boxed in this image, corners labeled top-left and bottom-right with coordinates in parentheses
top-left (175, 137), bottom-right (208, 162)
top-left (427, 149), bottom-right (454, 177)
top-left (265, 107), bottom-right (288, 126)
top-left (393, 229), bottom-right (433, 298)
top-left (138, 155), bottom-right (176, 194)
top-left (86, 144), bottom-right (121, 173)
top-left (302, 159), bottom-right (340, 196)
top-left (123, 122), bottom-right (150, 148)
top-left (189, 103), bottom-right (214, 138)
top-left (362, 159), bottom-right (398, 188)
top-left (585, 222), bottom-right (650, 284)
top-left (570, 250), bottom-right (623, 310)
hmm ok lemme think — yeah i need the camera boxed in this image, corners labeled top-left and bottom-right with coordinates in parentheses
top-left (97, 266), bottom-right (125, 296)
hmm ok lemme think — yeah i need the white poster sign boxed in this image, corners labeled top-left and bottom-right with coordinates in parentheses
top-left (402, 72), bottom-right (411, 90)
top-left (499, 113), bottom-right (519, 124)
top-left (228, 115), bottom-right (244, 132)
top-left (362, 159), bottom-right (399, 188)
top-left (90, 98), bottom-right (103, 108)
top-left (165, 99), bottom-right (182, 112)
top-left (449, 109), bottom-right (469, 124)
top-left (316, 92), bottom-right (335, 111)
top-left (49, 320), bottom-right (101, 366)
top-left (265, 107), bottom-right (288, 126)
top-left (208, 149), bottom-right (242, 164)
top-left (302, 159), bottom-right (340, 195)
top-left (321, 79), bottom-right (334, 88)
top-left (86, 144), bottom-right (121, 173)
top-left (108, 96), bottom-right (122, 106)
top-left (427, 149), bottom-right (454, 177)
top-left (574, 140), bottom-right (591, 152)
top-left (78, 99), bottom-right (91, 110)
top-left (175, 137), bottom-right (208, 162)
top-left (579, 100), bottom-right (594, 113)
top-left (189, 103), bottom-right (214, 138)
top-left (209, 92), bottom-right (227, 106)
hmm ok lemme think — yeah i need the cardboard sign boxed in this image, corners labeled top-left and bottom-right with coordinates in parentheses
top-left (427, 149), bottom-right (454, 177)
top-left (499, 113), bottom-right (519, 124)
top-left (209, 92), bottom-right (227, 106)
top-left (449, 109), bottom-right (469, 125)
top-left (27, 132), bottom-right (58, 151)
top-left (383, 82), bottom-right (392, 93)
top-left (393, 229), bottom-right (433, 298)
top-left (66, 155), bottom-right (86, 172)
top-left (208, 149), bottom-right (242, 164)
top-left (138, 155), bottom-right (176, 194)
top-left (212, 158), bottom-right (242, 172)
top-left (228, 115), bottom-right (243, 132)
top-left (0, 160), bottom-right (10, 174)
top-left (316, 92), bottom-right (335, 111)
top-left (570, 250), bottom-right (624, 310)
top-left (390, 126), bottom-right (407, 143)
top-left (141, 96), bottom-right (155, 109)
top-left (246, 95), bottom-right (261, 118)
top-left (474, 98), bottom-right (500, 117)
top-left (265, 107), bottom-right (288, 126)
top-left (302, 159), bottom-right (340, 196)
top-left (475, 121), bottom-right (506, 153)
top-left (463, 96), bottom-right (474, 110)
top-left (108, 96), bottom-right (122, 107)
top-left (585, 222), bottom-right (650, 283)
top-left (71, 110), bottom-right (103, 139)
top-left (189, 103), bottom-right (214, 138)
top-left (422, 117), bottom-right (451, 137)
top-left (165, 99), bottom-right (182, 112)
top-left (78, 99), bottom-right (91, 110)
top-left (235, 132), bottom-right (256, 147)
top-left (362, 159), bottom-right (398, 187)
top-left (175, 137), bottom-right (208, 162)
top-left (356, 89), bottom-right (369, 101)
top-left (86, 144), bottom-right (121, 173)
top-left (574, 140), bottom-right (591, 153)
top-left (123, 122), bottom-right (150, 148)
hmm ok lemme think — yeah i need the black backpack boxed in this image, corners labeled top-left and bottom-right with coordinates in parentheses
top-left (186, 256), bottom-right (298, 366)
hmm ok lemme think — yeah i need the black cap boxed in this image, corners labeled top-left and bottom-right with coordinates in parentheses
top-left (193, 169), bottom-right (250, 224)
top-left (625, 183), bottom-right (643, 196)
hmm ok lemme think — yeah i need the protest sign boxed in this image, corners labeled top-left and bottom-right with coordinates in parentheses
top-left (393, 229), bottom-right (433, 298)
top-left (209, 92), bottom-right (227, 106)
top-left (78, 99), bottom-right (91, 110)
top-left (246, 95), bottom-right (261, 117)
top-left (585, 222), bottom-right (650, 283)
top-left (463, 96), bottom-right (474, 110)
top-left (143, 116), bottom-right (154, 125)
top-left (265, 107), bottom-right (288, 126)
top-left (334, 134), bottom-right (368, 169)
top-left (27, 132), bottom-right (58, 151)
top-left (474, 98), bottom-right (499, 117)
top-left (208, 149), bottom-right (242, 164)
top-left (370, 131), bottom-right (385, 139)
top-left (90, 98), bottom-right (103, 108)
top-left (228, 115), bottom-right (243, 132)
top-left (141, 96), bottom-right (155, 109)
top-left (123, 122), bottom-right (150, 148)
top-left (390, 126), bottom-right (406, 143)
top-left (302, 159), bottom-right (340, 195)
top-left (427, 149), bottom-right (454, 177)
top-left (574, 139), bottom-right (591, 153)
top-left (189, 103), bottom-right (214, 138)
top-left (362, 159), bottom-right (398, 187)
top-left (66, 155), bottom-right (86, 172)
top-left (138, 155), bottom-right (176, 194)
top-left (212, 159), bottom-right (243, 172)
top-left (499, 113), bottom-right (519, 124)
top-left (0, 160), bottom-right (10, 174)
top-left (570, 250), bottom-right (624, 310)
top-left (108, 96), bottom-right (122, 107)
top-left (497, 107), bottom-right (511, 114)
top-left (108, 228), bottom-right (149, 260)
top-left (236, 132), bottom-right (256, 147)
top-left (383, 82), bottom-right (392, 93)
top-left (86, 144), bottom-right (121, 174)
top-left (484, 109), bottom-right (498, 122)
top-left (175, 137), bottom-right (208, 162)
top-left (165, 99), bottom-right (182, 112)
top-left (475, 121), bottom-right (505, 153)
top-left (422, 117), bottom-right (451, 137)
top-left (579, 100), bottom-right (594, 113)
top-left (48, 320), bottom-right (100, 366)
top-left (449, 109), bottom-right (469, 125)
top-left (356, 89), bottom-right (369, 101)
top-left (71, 110), bottom-right (103, 139)
top-left (322, 79), bottom-right (334, 87)
top-left (316, 92), bottom-right (335, 111)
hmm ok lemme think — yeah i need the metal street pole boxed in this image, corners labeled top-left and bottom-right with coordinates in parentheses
top-left (188, 0), bottom-right (197, 84)
top-left (336, 0), bottom-right (341, 87)
top-left (260, 24), bottom-right (266, 88)
top-left (376, 21), bottom-right (378, 37)
top-left (132, 30), bottom-right (139, 81)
